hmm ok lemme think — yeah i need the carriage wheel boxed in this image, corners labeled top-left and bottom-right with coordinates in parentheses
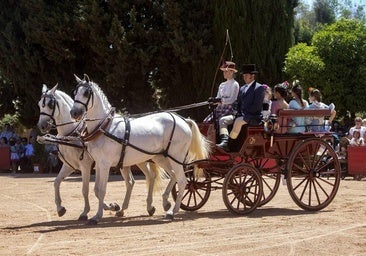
top-left (171, 169), bottom-right (211, 211)
top-left (248, 158), bottom-right (281, 207)
top-left (286, 138), bottom-right (341, 211)
top-left (222, 163), bottom-right (263, 215)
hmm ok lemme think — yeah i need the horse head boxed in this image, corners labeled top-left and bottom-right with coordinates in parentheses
top-left (70, 74), bottom-right (93, 121)
top-left (37, 83), bottom-right (59, 133)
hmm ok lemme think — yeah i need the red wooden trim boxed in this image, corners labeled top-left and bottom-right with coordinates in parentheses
top-left (0, 146), bottom-right (10, 170)
top-left (277, 109), bottom-right (331, 117)
top-left (347, 146), bottom-right (366, 175)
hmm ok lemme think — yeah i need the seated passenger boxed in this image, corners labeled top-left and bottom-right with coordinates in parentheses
top-left (287, 82), bottom-right (309, 133)
top-left (350, 129), bottom-right (364, 146)
top-left (205, 61), bottom-right (239, 145)
top-left (348, 116), bottom-right (366, 140)
top-left (305, 88), bottom-right (336, 132)
top-left (271, 81), bottom-right (289, 133)
top-left (218, 64), bottom-right (265, 151)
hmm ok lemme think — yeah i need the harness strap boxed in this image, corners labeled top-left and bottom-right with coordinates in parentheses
top-left (82, 108), bottom-right (115, 141)
top-left (163, 112), bottom-right (176, 157)
top-left (58, 150), bottom-right (80, 171)
top-left (116, 116), bottom-right (130, 170)
top-left (101, 112), bottom-right (186, 167)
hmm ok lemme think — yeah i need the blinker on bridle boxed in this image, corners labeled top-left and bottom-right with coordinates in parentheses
top-left (73, 81), bottom-right (93, 111)
top-left (40, 92), bottom-right (58, 127)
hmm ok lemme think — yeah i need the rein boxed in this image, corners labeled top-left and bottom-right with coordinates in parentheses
top-left (40, 92), bottom-right (86, 135)
top-left (128, 101), bottom-right (209, 118)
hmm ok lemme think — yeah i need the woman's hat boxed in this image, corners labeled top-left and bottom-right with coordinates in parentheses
top-left (220, 61), bottom-right (238, 73)
top-left (241, 64), bottom-right (259, 74)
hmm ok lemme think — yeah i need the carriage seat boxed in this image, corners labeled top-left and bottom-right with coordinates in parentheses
top-left (276, 109), bottom-right (332, 134)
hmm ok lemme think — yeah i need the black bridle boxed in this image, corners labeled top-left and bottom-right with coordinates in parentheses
top-left (40, 92), bottom-right (84, 134)
top-left (73, 81), bottom-right (94, 112)
top-left (40, 92), bottom-right (58, 127)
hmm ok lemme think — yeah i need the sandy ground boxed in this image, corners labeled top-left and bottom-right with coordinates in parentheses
top-left (0, 172), bottom-right (365, 256)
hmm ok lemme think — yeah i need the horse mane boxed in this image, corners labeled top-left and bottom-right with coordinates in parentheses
top-left (91, 81), bottom-right (112, 110)
top-left (55, 90), bottom-right (74, 108)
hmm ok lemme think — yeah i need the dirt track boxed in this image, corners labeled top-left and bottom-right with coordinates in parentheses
top-left (0, 173), bottom-right (365, 256)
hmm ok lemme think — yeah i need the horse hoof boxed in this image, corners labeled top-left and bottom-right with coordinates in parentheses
top-left (78, 215), bottom-right (88, 221)
top-left (86, 219), bottom-right (98, 225)
top-left (164, 212), bottom-right (174, 221)
top-left (148, 207), bottom-right (156, 216)
top-left (163, 202), bottom-right (171, 212)
top-left (115, 211), bottom-right (124, 217)
top-left (110, 203), bottom-right (120, 212)
top-left (58, 207), bottom-right (66, 217)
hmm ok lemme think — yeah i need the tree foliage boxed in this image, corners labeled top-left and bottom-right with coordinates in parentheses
top-left (0, 0), bottom-right (298, 127)
top-left (285, 19), bottom-right (366, 117)
top-left (313, 18), bottom-right (366, 117)
top-left (283, 42), bottom-right (325, 85)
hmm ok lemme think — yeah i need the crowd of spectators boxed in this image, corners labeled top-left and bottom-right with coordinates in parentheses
top-left (0, 123), bottom-right (35, 173)
top-left (0, 123), bottom-right (61, 174)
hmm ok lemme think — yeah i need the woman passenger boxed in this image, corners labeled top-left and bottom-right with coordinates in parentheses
top-left (287, 82), bottom-right (309, 133)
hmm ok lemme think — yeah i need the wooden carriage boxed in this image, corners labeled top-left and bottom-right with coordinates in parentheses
top-left (172, 108), bottom-right (341, 215)
top-left (340, 146), bottom-right (366, 180)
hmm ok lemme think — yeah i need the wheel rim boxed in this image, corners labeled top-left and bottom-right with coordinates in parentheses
top-left (286, 139), bottom-right (341, 211)
top-left (222, 164), bottom-right (263, 215)
top-left (172, 169), bottom-right (211, 211)
top-left (248, 158), bottom-right (281, 207)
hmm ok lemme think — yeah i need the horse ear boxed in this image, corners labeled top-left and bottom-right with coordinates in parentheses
top-left (74, 74), bottom-right (82, 83)
top-left (42, 84), bottom-right (48, 94)
top-left (83, 74), bottom-right (90, 83)
top-left (50, 83), bottom-right (58, 94)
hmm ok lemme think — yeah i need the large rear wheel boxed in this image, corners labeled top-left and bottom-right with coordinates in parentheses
top-left (286, 138), bottom-right (341, 211)
top-left (222, 163), bottom-right (263, 215)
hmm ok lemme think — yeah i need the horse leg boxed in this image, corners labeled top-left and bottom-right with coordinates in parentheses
top-left (153, 157), bottom-right (174, 213)
top-left (171, 166), bottom-right (187, 215)
top-left (78, 166), bottom-right (91, 221)
top-left (165, 163), bottom-right (187, 220)
top-left (115, 167), bottom-right (134, 217)
top-left (136, 162), bottom-right (156, 216)
top-left (54, 165), bottom-right (74, 217)
top-left (88, 165), bottom-right (109, 225)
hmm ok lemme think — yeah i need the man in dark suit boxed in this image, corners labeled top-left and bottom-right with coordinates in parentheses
top-left (218, 64), bottom-right (265, 151)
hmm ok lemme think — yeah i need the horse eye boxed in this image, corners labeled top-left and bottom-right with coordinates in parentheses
top-left (48, 99), bottom-right (54, 109)
top-left (84, 88), bottom-right (91, 97)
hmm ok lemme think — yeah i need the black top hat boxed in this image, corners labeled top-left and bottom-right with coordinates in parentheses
top-left (241, 64), bottom-right (259, 74)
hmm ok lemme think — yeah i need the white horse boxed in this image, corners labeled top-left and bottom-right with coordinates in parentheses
top-left (70, 74), bottom-right (211, 224)
top-left (37, 84), bottom-right (166, 221)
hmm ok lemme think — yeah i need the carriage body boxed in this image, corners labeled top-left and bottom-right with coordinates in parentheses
top-left (175, 108), bottom-right (341, 215)
top-left (340, 145), bottom-right (366, 180)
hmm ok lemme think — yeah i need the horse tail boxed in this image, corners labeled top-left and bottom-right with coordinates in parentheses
top-left (149, 162), bottom-right (168, 193)
top-left (185, 119), bottom-right (211, 177)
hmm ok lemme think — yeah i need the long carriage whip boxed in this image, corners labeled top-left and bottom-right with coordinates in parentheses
top-left (210, 29), bottom-right (234, 97)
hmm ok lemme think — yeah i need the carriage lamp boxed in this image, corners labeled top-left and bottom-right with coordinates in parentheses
top-left (264, 114), bottom-right (279, 133)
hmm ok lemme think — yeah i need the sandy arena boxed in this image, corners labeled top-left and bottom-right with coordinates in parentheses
top-left (0, 173), bottom-right (365, 256)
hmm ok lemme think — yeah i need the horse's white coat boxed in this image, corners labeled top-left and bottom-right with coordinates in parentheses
top-left (37, 85), bottom-right (165, 220)
top-left (70, 75), bottom-right (210, 223)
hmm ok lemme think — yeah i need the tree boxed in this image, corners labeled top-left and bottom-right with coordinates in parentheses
top-left (283, 42), bottom-right (325, 86)
top-left (285, 19), bottom-right (366, 118)
top-left (211, 0), bottom-right (298, 87)
top-left (312, 19), bottom-right (366, 118)
top-left (0, 0), bottom-right (299, 126)
top-left (313, 0), bottom-right (336, 25)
